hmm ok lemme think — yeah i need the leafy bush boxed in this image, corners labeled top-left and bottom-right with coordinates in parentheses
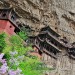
top-left (0, 53), bottom-right (22, 75)
top-left (9, 35), bottom-right (50, 75)
top-left (0, 33), bottom-right (51, 75)
top-left (17, 31), bottom-right (28, 41)
top-left (0, 33), bottom-right (6, 52)
top-left (9, 35), bottom-right (32, 55)
top-left (19, 57), bottom-right (47, 75)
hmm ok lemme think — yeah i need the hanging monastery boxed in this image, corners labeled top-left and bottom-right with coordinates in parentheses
top-left (0, 7), bottom-right (75, 75)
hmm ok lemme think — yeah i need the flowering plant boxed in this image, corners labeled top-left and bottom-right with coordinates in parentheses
top-left (0, 33), bottom-right (51, 75)
top-left (0, 53), bottom-right (23, 75)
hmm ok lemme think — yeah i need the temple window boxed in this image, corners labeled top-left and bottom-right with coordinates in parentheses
top-left (11, 15), bottom-right (15, 21)
top-left (10, 25), bottom-right (13, 28)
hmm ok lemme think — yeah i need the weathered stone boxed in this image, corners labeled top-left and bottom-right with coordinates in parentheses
top-left (1, 0), bottom-right (75, 75)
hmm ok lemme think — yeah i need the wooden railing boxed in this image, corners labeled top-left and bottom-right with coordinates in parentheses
top-left (40, 30), bottom-right (67, 47)
top-left (43, 48), bottom-right (57, 59)
top-left (46, 39), bottom-right (61, 52)
top-left (38, 37), bottom-right (45, 42)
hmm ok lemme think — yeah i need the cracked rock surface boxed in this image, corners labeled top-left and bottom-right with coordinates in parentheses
top-left (1, 0), bottom-right (75, 42)
top-left (1, 0), bottom-right (75, 75)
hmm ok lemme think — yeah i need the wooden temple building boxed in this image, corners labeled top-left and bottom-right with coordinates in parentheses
top-left (1, 7), bottom-right (75, 75)
top-left (29, 26), bottom-right (75, 70)
top-left (0, 7), bottom-right (20, 35)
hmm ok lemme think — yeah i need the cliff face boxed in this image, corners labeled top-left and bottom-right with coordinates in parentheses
top-left (1, 0), bottom-right (75, 75)
top-left (1, 0), bottom-right (75, 42)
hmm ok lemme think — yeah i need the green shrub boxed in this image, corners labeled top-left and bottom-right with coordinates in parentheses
top-left (0, 33), bottom-right (6, 52)
top-left (0, 33), bottom-right (51, 75)
top-left (9, 35), bottom-right (32, 55)
top-left (17, 31), bottom-right (28, 41)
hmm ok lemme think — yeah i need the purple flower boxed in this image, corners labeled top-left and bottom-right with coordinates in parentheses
top-left (8, 68), bottom-right (22, 75)
top-left (0, 53), bottom-right (4, 60)
top-left (0, 63), bottom-right (8, 74)
top-left (1, 59), bottom-right (6, 64)
top-left (8, 70), bottom-right (17, 75)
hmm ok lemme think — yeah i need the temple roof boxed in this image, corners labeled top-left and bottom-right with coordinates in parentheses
top-left (0, 7), bottom-right (21, 31)
top-left (40, 26), bottom-right (60, 37)
top-left (0, 7), bottom-right (21, 18)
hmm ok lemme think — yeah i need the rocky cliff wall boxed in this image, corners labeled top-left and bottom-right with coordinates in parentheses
top-left (1, 0), bottom-right (75, 42)
top-left (1, 0), bottom-right (75, 75)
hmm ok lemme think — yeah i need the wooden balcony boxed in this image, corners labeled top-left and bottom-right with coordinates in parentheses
top-left (32, 42), bottom-right (40, 50)
top-left (37, 37), bottom-right (45, 42)
top-left (38, 34), bottom-right (61, 52)
top-left (40, 30), bottom-right (66, 48)
top-left (43, 48), bottom-right (57, 59)
top-left (32, 37), bottom-right (60, 58)
top-left (47, 31), bottom-right (66, 46)
top-left (46, 39), bottom-right (61, 52)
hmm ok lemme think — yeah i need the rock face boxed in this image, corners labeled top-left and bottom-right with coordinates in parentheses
top-left (1, 0), bottom-right (75, 75)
